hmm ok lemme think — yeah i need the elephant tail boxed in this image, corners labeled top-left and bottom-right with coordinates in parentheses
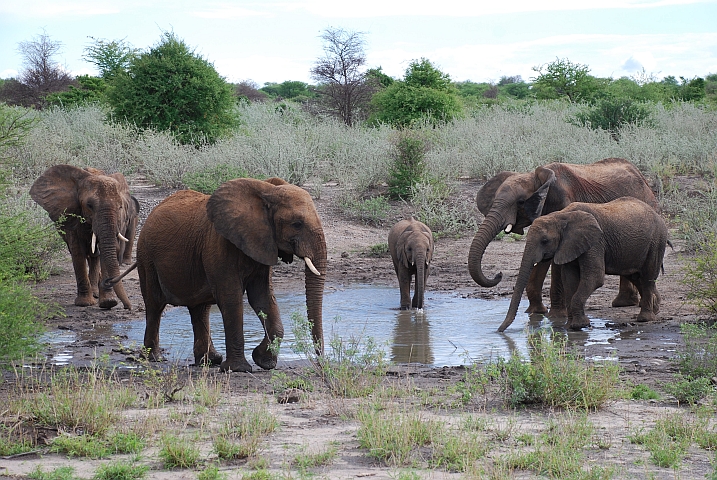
top-left (103, 262), bottom-right (137, 288)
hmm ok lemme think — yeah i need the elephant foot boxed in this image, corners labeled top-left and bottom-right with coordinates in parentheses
top-left (74, 295), bottom-right (96, 307)
top-left (524, 302), bottom-right (548, 315)
top-left (195, 350), bottom-right (223, 367)
top-left (220, 358), bottom-right (253, 373)
top-left (98, 298), bottom-right (118, 309)
top-left (400, 305), bottom-right (410, 311)
top-left (636, 310), bottom-right (657, 323)
top-left (143, 346), bottom-right (165, 362)
top-left (546, 307), bottom-right (568, 319)
top-left (567, 314), bottom-right (590, 330)
top-left (611, 293), bottom-right (639, 308)
top-left (253, 346), bottom-right (278, 370)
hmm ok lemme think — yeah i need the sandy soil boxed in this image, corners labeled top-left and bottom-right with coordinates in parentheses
top-left (1, 176), bottom-right (714, 479)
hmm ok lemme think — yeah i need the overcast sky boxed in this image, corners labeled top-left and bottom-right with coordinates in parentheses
top-left (1, 0), bottom-right (716, 86)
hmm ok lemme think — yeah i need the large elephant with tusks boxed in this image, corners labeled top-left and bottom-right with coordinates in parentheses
top-left (467, 158), bottom-right (658, 317)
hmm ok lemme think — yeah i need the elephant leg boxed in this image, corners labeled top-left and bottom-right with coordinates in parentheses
top-left (65, 233), bottom-right (95, 307)
top-left (611, 275), bottom-right (640, 307)
top-left (216, 298), bottom-right (252, 373)
top-left (636, 276), bottom-right (658, 323)
top-left (525, 260), bottom-right (550, 314)
top-left (566, 259), bottom-right (604, 330)
top-left (189, 303), bottom-right (222, 366)
top-left (139, 264), bottom-right (166, 362)
top-left (397, 267), bottom-right (413, 310)
top-left (88, 255), bottom-right (100, 299)
top-left (547, 262), bottom-right (568, 318)
top-left (247, 278), bottom-right (283, 371)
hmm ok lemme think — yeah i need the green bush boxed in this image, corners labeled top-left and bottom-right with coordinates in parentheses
top-left (571, 97), bottom-right (653, 138)
top-left (183, 164), bottom-right (249, 194)
top-left (682, 234), bottom-right (717, 315)
top-left (674, 322), bottom-right (717, 379)
top-left (662, 374), bottom-right (714, 405)
top-left (387, 133), bottom-right (427, 199)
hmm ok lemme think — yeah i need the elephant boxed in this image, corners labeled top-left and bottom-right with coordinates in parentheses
top-left (135, 177), bottom-right (327, 373)
top-left (468, 157), bottom-right (659, 317)
top-left (30, 165), bottom-right (139, 309)
top-left (388, 218), bottom-right (434, 310)
top-left (500, 196), bottom-right (669, 332)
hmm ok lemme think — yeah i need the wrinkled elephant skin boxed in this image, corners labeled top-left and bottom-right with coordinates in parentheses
top-left (388, 218), bottom-right (434, 310)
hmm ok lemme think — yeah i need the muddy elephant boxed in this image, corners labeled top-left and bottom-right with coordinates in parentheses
top-left (30, 165), bottom-right (139, 309)
top-left (136, 177), bottom-right (327, 373)
top-left (388, 218), bottom-right (434, 310)
top-left (500, 197), bottom-right (669, 332)
top-left (468, 157), bottom-right (658, 316)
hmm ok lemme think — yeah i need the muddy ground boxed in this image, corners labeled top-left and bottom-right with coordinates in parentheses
top-left (2, 176), bottom-right (714, 479)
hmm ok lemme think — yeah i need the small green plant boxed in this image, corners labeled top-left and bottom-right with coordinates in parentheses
top-left (430, 430), bottom-right (488, 472)
top-left (93, 461), bottom-right (149, 480)
top-left (183, 164), bottom-right (250, 194)
top-left (197, 464), bottom-right (227, 480)
top-left (630, 384), bottom-right (661, 400)
top-left (158, 434), bottom-right (202, 468)
top-left (214, 403), bottom-right (279, 459)
top-left (367, 242), bottom-right (390, 256)
top-left (28, 466), bottom-right (77, 480)
top-left (663, 373), bottom-right (714, 405)
top-left (338, 194), bottom-right (391, 225)
top-left (388, 132), bottom-right (428, 200)
top-left (50, 433), bottom-right (110, 458)
top-left (629, 412), bottom-right (698, 468)
top-left (0, 424), bottom-right (36, 456)
top-left (293, 443), bottom-right (339, 471)
top-left (108, 431), bottom-right (146, 454)
top-left (674, 322), bottom-right (717, 379)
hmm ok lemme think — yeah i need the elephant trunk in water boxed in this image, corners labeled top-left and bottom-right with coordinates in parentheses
top-left (96, 216), bottom-right (132, 310)
top-left (468, 210), bottom-right (506, 287)
top-left (499, 253), bottom-right (539, 332)
top-left (304, 229), bottom-right (327, 354)
top-left (415, 251), bottom-right (427, 309)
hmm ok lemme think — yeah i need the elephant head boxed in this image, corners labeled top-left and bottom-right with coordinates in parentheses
top-left (30, 165), bottom-right (139, 309)
top-left (206, 177), bottom-right (327, 354)
top-left (499, 210), bottom-right (601, 332)
top-left (468, 166), bottom-right (557, 287)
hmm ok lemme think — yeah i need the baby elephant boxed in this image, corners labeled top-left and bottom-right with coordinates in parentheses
top-left (388, 218), bottom-right (434, 310)
top-left (500, 197), bottom-right (669, 331)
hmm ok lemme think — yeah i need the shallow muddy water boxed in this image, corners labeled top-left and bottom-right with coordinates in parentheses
top-left (102, 285), bottom-right (620, 367)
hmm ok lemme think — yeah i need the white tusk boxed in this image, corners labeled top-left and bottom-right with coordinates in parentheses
top-left (118, 232), bottom-right (129, 242)
top-left (505, 224), bottom-right (513, 233)
top-left (91, 233), bottom-right (96, 254)
top-left (304, 257), bottom-right (321, 276)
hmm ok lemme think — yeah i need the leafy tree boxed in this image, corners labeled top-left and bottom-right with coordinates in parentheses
top-left (46, 75), bottom-right (108, 108)
top-left (235, 80), bottom-right (268, 103)
top-left (366, 67), bottom-right (394, 88)
top-left (310, 27), bottom-right (376, 125)
top-left (108, 32), bottom-right (238, 145)
top-left (369, 58), bottom-right (462, 127)
top-left (83, 37), bottom-right (138, 80)
top-left (531, 57), bottom-right (605, 103)
top-left (0, 31), bottom-right (75, 108)
top-left (260, 80), bottom-right (313, 100)
top-left (678, 77), bottom-right (706, 102)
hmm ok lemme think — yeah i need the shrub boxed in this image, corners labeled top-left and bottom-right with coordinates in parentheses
top-left (674, 322), bottom-right (717, 379)
top-left (662, 374), bottom-right (714, 405)
top-left (388, 132), bottom-right (428, 199)
top-left (571, 97), bottom-right (653, 139)
top-left (682, 234), bottom-right (717, 314)
top-left (183, 164), bottom-right (249, 194)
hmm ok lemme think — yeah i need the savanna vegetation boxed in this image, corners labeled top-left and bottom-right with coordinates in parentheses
top-left (1, 26), bottom-right (717, 479)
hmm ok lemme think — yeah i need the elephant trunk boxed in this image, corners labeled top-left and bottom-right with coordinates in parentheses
top-left (97, 218), bottom-right (132, 310)
top-left (304, 230), bottom-right (327, 355)
top-left (415, 251), bottom-right (426, 309)
top-left (499, 252), bottom-right (537, 332)
top-left (468, 211), bottom-right (506, 287)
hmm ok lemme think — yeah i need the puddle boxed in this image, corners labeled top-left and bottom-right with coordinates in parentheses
top-left (103, 285), bottom-right (620, 367)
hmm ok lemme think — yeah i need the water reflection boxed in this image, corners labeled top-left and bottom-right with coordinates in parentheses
top-left (106, 285), bottom-right (619, 367)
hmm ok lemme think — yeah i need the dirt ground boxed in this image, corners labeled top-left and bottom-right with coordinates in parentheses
top-left (1, 176), bottom-right (714, 479)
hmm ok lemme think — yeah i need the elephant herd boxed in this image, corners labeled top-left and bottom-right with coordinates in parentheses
top-left (31, 158), bottom-right (670, 372)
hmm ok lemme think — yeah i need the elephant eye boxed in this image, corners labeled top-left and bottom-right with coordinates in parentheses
top-left (291, 220), bottom-right (303, 229)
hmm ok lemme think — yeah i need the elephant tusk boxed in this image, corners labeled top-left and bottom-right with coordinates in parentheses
top-left (91, 233), bottom-right (96, 254)
top-left (505, 224), bottom-right (513, 233)
top-left (304, 257), bottom-right (321, 276)
top-left (118, 232), bottom-right (129, 242)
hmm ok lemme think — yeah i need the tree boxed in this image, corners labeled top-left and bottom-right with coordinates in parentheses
top-left (260, 80), bottom-right (314, 100)
top-left (369, 58), bottom-right (463, 127)
top-left (531, 57), bottom-right (604, 103)
top-left (235, 80), bottom-right (268, 103)
top-left (310, 27), bottom-right (376, 125)
top-left (83, 37), bottom-right (138, 80)
top-left (1, 31), bottom-right (75, 108)
top-left (108, 32), bottom-right (238, 145)
top-left (46, 75), bottom-right (108, 108)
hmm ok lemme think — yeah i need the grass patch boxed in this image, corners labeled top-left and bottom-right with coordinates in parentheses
top-left (214, 403), bottom-right (279, 460)
top-left (159, 433), bottom-right (202, 469)
top-left (28, 466), bottom-right (77, 480)
top-left (93, 461), bottom-right (149, 480)
top-left (293, 443), bottom-right (339, 471)
top-left (338, 194), bottom-right (392, 225)
top-left (629, 384), bottom-right (660, 401)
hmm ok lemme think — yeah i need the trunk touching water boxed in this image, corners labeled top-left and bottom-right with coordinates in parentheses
top-left (468, 212), bottom-right (506, 287)
top-left (97, 221), bottom-right (132, 310)
top-left (498, 254), bottom-right (537, 332)
top-left (415, 252), bottom-right (426, 309)
top-left (304, 231), bottom-right (327, 354)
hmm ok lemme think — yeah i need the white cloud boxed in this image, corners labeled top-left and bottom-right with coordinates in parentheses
top-left (0, 0), bottom-right (121, 17)
top-left (191, 4), bottom-right (270, 19)
top-left (1, 69), bottom-right (19, 79)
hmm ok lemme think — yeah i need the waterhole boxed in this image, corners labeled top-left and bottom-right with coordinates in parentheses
top-left (108, 285), bottom-right (618, 367)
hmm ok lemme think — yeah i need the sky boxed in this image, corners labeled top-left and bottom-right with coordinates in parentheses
top-left (1, 0), bottom-right (716, 86)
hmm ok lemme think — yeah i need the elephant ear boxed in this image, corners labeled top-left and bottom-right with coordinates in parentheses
top-left (476, 171), bottom-right (517, 215)
top-left (554, 211), bottom-right (602, 265)
top-left (522, 166), bottom-right (556, 223)
top-left (396, 229), bottom-right (414, 269)
top-left (207, 178), bottom-right (279, 266)
top-left (30, 164), bottom-right (91, 222)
